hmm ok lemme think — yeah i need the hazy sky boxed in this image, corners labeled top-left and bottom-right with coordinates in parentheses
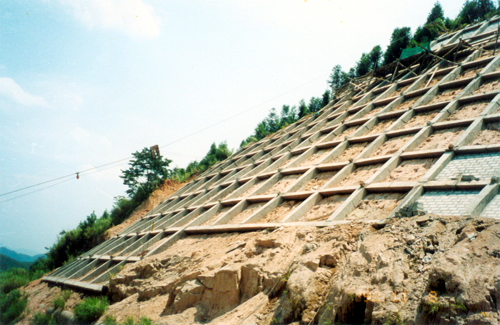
top-left (0, 0), bottom-right (464, 254)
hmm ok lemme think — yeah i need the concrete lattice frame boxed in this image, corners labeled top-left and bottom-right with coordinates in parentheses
top-left (44, 17), bottom-right (500, 293)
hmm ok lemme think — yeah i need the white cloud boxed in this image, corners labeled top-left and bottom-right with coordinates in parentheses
top-left (0, 77), bottom-right (48, 107)
top-left (58, 0), bottom-right (161, 39)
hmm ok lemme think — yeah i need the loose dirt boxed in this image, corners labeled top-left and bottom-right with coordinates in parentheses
top-left (240, 180), bottom-right (265, 198)
top-left (472, 121), bottom-right (500, 145)
top-left (259, 200), bottom-right (301, 223)
top-left (392, 83), bottom-right (411, 96)
top-left (446, 100), bottom-right (489, 121)
top-left (384, 158), bottom-right (436, 182)
top-left (299, 171), bottom-right (338, 191)
top-left (299, 149), bottom-right (331, 167)
top-left (334, 126), bottom-right (359, 140)
top-left (338, 164), bottom-right (382, 186)
top-left (366, 119), bottom-right (395, 135)
top-left (106, 180), bottom-right (186, 239)
top-left (402, 110), bottom-right (440, 129)
top-left (279, 156), bottom-right (297, 169)
top-left (473, 78), bottom-right (500, 94)
top-left (264, 175), bottom-right (300, 195)
top-left (363, 105), bottom-right (385, 119)
top-left (229, 203), bottom-right (266, 224)
top-left (398, 96), bottom-right (421, 110)
top-left (201, 207), bottom-right (231, 226)
top-left (373, 134), bottom-right (413, 157)
top-left (299, 195), bottom-right (348, 221)
top-left (17, 280), bottom-right (84, 325)
top-left (424, 74), bottom-right (444, 88)
top-left (346, 192), bottom-right (405, 220)
top-left (429, 88), bottom-right (462, 105)
top-left (311, 133), bottom-right (329, 145)
top-left (417, 127), bottom-right (465, 150)
top-left (329, 142), bottom-right (368, 163)
top-left (458, 66), bottom-right (483, 79)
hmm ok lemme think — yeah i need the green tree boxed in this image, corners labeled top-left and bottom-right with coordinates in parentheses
top-left (383, 27), bottom-right (412, 65)
top-left (298, 99), bottom-right (309, 118)
top-left (321, 89), bottom-right (331, 108)
top-left (427, 2), bottom-right (445, 24)
top-left (328, 65), bottom-right (349, 89)
top-left (120, 148), bottom-right (172, 198)
top-left (368, 45), bottom-right (383, 70)
top-left (458, 0), bottom-right (496, 24)
top-left (308, 97), bottom-right (323, 113)
top-left (355, 53), bottom-right (372, 77)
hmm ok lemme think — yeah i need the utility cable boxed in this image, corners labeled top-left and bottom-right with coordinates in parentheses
top-left (0, 73), bottom-right (327, 202)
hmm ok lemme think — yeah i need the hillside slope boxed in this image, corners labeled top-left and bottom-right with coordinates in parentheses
top-left (0, 247), bottom-right (42, 263)
top-left (0, 254), bottom-right (31, 272)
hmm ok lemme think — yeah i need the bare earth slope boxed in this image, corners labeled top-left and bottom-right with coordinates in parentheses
top-left (96, 214), bottom-right (500, 325)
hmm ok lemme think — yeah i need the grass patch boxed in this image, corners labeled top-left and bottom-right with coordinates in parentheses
top-left (0, 289), bottom-right (28, 324)
top-left (102, 315), bottom-right (155, 325)
top-left (74, 296), bottom-right (109, 324)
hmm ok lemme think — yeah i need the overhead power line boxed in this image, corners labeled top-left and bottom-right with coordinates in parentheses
top-left (0, 73), bottom-right (328, 203)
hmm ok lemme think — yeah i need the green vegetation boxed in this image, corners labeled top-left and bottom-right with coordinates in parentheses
top-left (171, 142), bottom-right (232, 182)
top-left (0, 289), bottom-right (28, 324)
top-left (328, 0), bottom-right (500, 91)
top-left (103, 315), bottom-right (155, 325)
top-left (0, 254), bottom-right (32, 272)
top-left (74, 296), bottom-right (109, 324)
top-left (383, 311), bottom-right (406, 325)
top-left (239, 90), bottom-right (331, 148)
top-left (423, 299), bottom-right (444, 316)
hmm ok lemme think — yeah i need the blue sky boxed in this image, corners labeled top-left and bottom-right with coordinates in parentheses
top-left (0, 0), bottom-right (463, 254)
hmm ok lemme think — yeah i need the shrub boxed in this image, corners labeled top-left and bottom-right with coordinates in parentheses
top-left (103, 315), bottom-right (118, 325)
top-left (74, 296), bottom-right (109, 324)
top-left (0, 289), bottom-right (28, 324)
top-left (0, 268), bottom-right (30, 294)
top-left (31, 311), bottom-right (51, 325)
top-left (52, 296), bottom-right (66, 310)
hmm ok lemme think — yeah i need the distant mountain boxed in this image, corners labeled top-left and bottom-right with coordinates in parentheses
top-left (0, 253), bottom-right (31, 272)
top-left (0, 247), bottom-right (43, 263)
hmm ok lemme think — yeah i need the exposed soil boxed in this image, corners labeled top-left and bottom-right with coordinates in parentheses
top-left (424, 74), bottom-right (444, 88)
top-left (346, 192), bottom-right (405, 220)
top-left (240, 181), bottom-right (265, 198)
top-left (299, 171), bottom-right (338, 191)
top-left (299, 149), bottom-right (331, 167)
top-left (428, 88), bottom-right (462, 105)
top-left (17, 280), bottom-right (84, 325)
top-left (259, 200), bottom-right (301, 223)
top-left (446, 100), bottom-right (489, 121)
top-left (334, 126), bottom-right (358, 140)
top-left (279, 156), bottom-right (297, 169)
top-left (329, 142), bottom-right (368, 163)
top-left (366, 119), bottom-right (395, 135)
top-left (417, 127), bottom-right (465, 150)
top-left (200, 207), bottom-right (231, 226)
top-left (384, 158), bottom-right (436, 182)
top-left (472, 121), bottom-right (500, 145)
top-left (402, 110), bottom-right (440, 129)
top-left (480, 49), bottom-right (496, 58)
top-left (264, 175), bottom-right (300, 195)
top-left (473, 78), bottom-right (500, 94)
top-left (299, 195), bottom-right (348, 221)
top-left (338, 164), bottom-right (383, 186)
top-left (458, 65), bottom-right (483, 79)
top-left (106, 180), bottom-right (186, 239)
top-left (311, 133), bottom-right (329, 145)
top-left (392, 83), bottom-right (411, 96)
top-left (363, 105), bottom-right (385, 119)
top-left (372, 134), bottom-right (414, 157)
top-left (398, 96), bottom-right (421, 110)
top-left (229, 203), bottom-right (266, 224)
